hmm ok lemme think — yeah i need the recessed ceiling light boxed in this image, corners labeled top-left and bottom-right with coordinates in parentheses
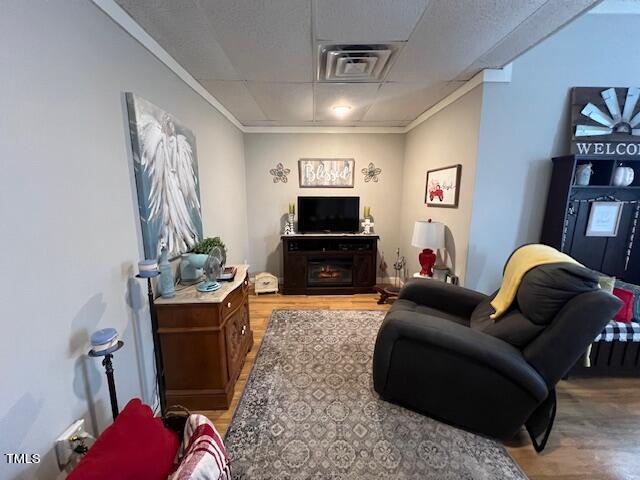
top-left (332, 105), bottom-right (352, 117)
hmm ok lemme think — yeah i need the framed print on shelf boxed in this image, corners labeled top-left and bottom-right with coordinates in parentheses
top-left (298, 158), bottom-right (355, 188)
top-left (425, 164), bottom-right (461, 208)
top-left (586, 201), bottom-right (623, 237)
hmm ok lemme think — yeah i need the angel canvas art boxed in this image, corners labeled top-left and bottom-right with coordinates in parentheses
top-left (126, 93), bottom-right (203, 259)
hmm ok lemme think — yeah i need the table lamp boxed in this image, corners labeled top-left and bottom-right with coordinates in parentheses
top-left (411, 219), bottom-right (445, 277)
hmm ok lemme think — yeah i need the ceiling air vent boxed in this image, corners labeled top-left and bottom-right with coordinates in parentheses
top-left (317, 43), bottom-right (401, 82)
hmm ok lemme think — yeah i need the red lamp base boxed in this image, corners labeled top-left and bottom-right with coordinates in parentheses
top-left (418, 248), bottom-right (437, 277)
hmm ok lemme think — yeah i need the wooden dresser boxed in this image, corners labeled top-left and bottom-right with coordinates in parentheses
top-left (154, 265), bottom-right (253, 410)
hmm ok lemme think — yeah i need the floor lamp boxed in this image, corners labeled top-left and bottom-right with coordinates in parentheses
top-left (136, 261), bottom-right (167, 414)
top-left (89, 328), bottom-right (124, 421)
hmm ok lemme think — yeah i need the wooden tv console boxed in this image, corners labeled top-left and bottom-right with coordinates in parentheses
top-left (282, 234), bottom-right (379, 295)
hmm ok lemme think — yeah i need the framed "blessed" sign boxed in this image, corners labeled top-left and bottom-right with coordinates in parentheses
top-left (298, 158), bottom-right (355, 188)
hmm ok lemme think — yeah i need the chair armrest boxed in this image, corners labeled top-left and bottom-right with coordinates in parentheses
top-left (523, 289), bottom-right (622, 387)
top-left (398, 279), bottom-right (488, 318)
top-left (373, 310), bottom-right (548, 402)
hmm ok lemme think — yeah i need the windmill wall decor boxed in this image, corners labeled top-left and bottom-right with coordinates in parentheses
top-left (571, 87), bottom-right (640, 157)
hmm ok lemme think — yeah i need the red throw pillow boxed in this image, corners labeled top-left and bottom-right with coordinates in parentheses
top-left (68, 399), bottom-right (179, 480)
top-left (613, 287), bottom-right (635, 324)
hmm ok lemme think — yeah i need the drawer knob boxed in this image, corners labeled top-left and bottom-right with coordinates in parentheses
top-left (241, 325), bottom-right (246, 335)
top-left (244, 280), bottom-right (248, 286)
top-left (227, 301), bottom-right (232, 308)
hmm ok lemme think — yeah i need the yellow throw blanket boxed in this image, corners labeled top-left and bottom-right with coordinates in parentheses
top-left (490, 244), bottom-right (582, 320)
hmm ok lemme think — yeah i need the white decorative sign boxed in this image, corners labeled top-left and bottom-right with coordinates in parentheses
top-left (298, 159), bottom-right (355, 188)
top-left (586, 202), bottom-right (623, 237)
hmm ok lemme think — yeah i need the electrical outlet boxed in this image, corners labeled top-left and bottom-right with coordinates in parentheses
top-left (55, 419), bottom-right (94, 471)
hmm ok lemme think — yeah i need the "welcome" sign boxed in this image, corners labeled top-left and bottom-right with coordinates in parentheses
top-left (575, 142), bottom-right (640, 157)
top-left (570, 87), bottom-right (640, 157)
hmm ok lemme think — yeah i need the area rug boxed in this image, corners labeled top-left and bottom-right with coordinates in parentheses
top-left (224, 310), bottom-right (527, 479)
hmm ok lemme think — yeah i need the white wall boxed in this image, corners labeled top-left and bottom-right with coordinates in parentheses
top-left (0, 2), bottom-right (247, 479)
top-left (244, 133), bottom-right (405, 280)
top-left (400, 87), bottom-right (484, 284)
top-left (466, 13), bottom-right (640, 293)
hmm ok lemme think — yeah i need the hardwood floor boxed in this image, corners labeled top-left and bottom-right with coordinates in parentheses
top-left (201, 292), bottom-right (640, 480)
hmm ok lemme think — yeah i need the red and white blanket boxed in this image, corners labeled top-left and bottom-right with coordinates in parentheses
top-left (170, 414), bottom-right (230, 480)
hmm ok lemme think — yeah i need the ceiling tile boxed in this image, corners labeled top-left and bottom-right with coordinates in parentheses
top-left (314, 0), bottom-right (428, 42)
top-left (314, 83), bottom-right (381, 121)
top-left (194, 0), bottom-right (313, 82)
top-left (115, 0), bottom-right (603, 127)
top-left (387, 0), bottom-right (547, 83)
top-left (364, 81), bottom-right (464, 121)
top-left (246, 82), bottom-right (314, 121)
top-left (115, 0), bottom-right (240, 80)
top-left (199, 80), bottom-right (267, 122)
top-left (455, 0), bottom-right (599, 80)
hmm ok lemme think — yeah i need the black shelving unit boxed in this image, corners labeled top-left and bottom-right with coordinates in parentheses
top-left (541, 155), bottom-right (640, 284)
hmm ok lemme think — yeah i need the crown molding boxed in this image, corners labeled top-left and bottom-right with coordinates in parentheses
top-left (243, 126), bottom-right (406, 134)
top-left (403, 64), bottom-right (512, 133)
top-left (93, 0), bottom-right (512, 135)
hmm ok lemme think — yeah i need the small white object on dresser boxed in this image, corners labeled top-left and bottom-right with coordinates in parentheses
top-left (255, 272), bottom-right (278, 294)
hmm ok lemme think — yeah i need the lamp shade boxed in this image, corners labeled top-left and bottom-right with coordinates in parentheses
top-left (411, 220), bottom-right (445, 249)
top-left (89, 328), bottom-right (121, 356)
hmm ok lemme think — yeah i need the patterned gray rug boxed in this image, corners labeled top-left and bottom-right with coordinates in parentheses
top-left (225, 310), bottom-right (527, 479)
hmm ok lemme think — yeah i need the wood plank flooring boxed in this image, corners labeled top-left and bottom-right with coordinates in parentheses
top-left (200, 292), bottom-right (640, 480)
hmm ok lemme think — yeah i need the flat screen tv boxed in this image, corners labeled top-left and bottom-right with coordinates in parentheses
top-left (297, 196), bottom-right (360, 233)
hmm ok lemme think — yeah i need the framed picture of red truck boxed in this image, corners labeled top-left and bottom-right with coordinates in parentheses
top-left (425, 164), bottom-right (461, 208)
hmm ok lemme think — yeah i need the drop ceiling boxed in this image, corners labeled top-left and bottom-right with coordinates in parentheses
top-left (114, 0), bottom-right (599, 128)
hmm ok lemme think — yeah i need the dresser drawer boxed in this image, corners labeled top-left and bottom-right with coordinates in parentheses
top-left (156, 304), bottom-right (222, 328)
top-left (258, 278), bottom-right (276, 288)
top-left (225, 304), bottom-right (250, 381)
top-left (221, 275), bottom-right (248, 320)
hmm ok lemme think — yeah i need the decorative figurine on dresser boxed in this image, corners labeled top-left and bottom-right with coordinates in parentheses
top-left (541, 87), bottom-right (640, 284)
top-left (154, 265), bottom-right (252, 410)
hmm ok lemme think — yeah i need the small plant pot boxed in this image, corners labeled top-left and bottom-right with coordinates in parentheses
top-left (188, 253), bottom-right (209, 269)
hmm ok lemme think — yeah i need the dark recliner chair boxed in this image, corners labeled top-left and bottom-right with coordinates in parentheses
top-left (372, 260), bottom-right (621, 451)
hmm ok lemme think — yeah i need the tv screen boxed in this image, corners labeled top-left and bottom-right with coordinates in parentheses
top-left (298, 196), bottom-right (360, 233)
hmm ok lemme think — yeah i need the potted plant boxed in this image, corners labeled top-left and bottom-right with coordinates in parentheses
top-left (189, 237), bottom-right (227, 269)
